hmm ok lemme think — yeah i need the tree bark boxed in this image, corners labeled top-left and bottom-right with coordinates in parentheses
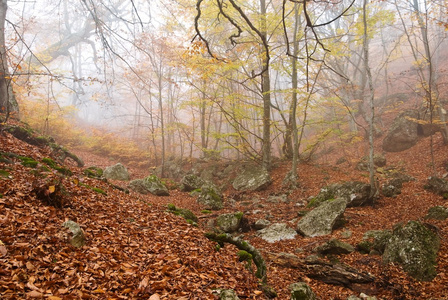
top-left (0, 0), bottom-right (18, 119)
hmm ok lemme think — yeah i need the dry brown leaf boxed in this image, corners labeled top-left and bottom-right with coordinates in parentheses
top-left (149, 294), bottom-right (160, 300)
top-left (27, 290), bottom-right (43, 298)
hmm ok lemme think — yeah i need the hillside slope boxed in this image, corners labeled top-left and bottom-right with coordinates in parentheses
top-left (1, 121), bottom-right (448, 299)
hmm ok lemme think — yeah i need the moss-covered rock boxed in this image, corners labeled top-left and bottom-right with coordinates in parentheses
top-left (83, 166), bottom-right (104, 178)
top-left (308, 182), bottom-right (372, 208)
top-left (180, 174), bottom-right (206, 192)
top-left (313, 239), bottom-right (355, 256)
top-left (41, 157), bottom-right (72, 176)
top-left (62, 220), bottom-right (86, 248)
top-left (289, 282), bottom-right (317, 300)
top-left (424, 177), bottom-right (448, 198)
top-left (129, 175), bottom-right (170, 196)
top-left (382, 221), bottom-right (440, 281)
top-left (297, 199), bottom-right (347, 237)
top-left (197, 183), bottom-right (222, 210)
top-left (143, 175), bottom-right (169, 196)
top-left (424, 206), bottom-right (448, 220)
top-left (167, 203), bottom-right (198, 223)
top-left (356, 230), bottom-right (392, 255)
top-left (18, 156), bottom-right (38, 168)
top-left (216, 212), bottom-right (244, 233)
top-left (219, 289), bottom-right (240, 300)
top-left (104, 163), bottom-right (129, 181)
top-left (232, 165), bottom-right (271, 191)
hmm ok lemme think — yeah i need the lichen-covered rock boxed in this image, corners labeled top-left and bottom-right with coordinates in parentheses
top-left (425, 206), bottom-right (448, 220)
top-left (62, 220), bottom-right (86, 248)
top-left (220, 289), bottom-right (240, 300)
top-left (313, 239), bottom-right (354, 255)
top-left (309, 182), bottom-right (372, 208)
top-left (356, 155), bottom-right (387, 171)
top-left (382, 110), bottom-right (420, 152)
top-left (128, 175), bottom-right (170, 196)
top-left (197, 183), bottom-right (223, 210)
top-left (103, 163), bottom-right (129, 181)
top-left (216, 212), bottom-right (243, 233)
top-left (424, 176), bottom-right (448, 198)
top-left (232, 165), bottom-right (271, 191)
top-left (180, 174), bottom-right (206, 192)
top-left (382, 221), bottom-right (440, 281)
top-left (297, 199), bottom-right (347, 237)
top-left (257, 223), bottom-right (297, 243)
top-left (167, 204), bottom-right (198, 223)
top-left (356, 230), bottom-right (392, 255)
top-left (289, 282), bottom-right (316, 300)
top-left (143, 175), bottom-right (169, 196)
top-left (254, 219), bottom-right (271, 230)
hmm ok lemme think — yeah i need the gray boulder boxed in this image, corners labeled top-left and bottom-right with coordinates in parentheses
top-left (424, 176), bottom-right (448, 198)
top-left (356, 230), bottom-right (392, 255)
top-left (232, 165), bottom-right (271, 191)
top-left (289, 282), bottom-right (316, 300)
top-left (180, 174), bottom-right (206, 192)
top-left (382, 110), bottom-right (420, 152)
top-left (254, 219), bottom-right (271, 230)
top-left (103, 163), bottom-right (130, 181)
top-left (297, 199), bottom-right (347, 237)
top-left (309, 182), bottom-right (372, 208)
top-left (197, 183), bottom-right (223, 210)
top-left (425, 206), bottom-right (448, 220)
top-left (143, 175), bottom-right (169, 196)
top-left (382, 221), bottom-right (440, 281)
top-left (356, 154), bottom-right (387, 171)
top-left (129, 175), bottom-right (169, 196)
top-left (62, 220), bottom-right (86, 248)
top-left (257, 223), bottom-right (297, 243)
top-left (216, 212), bottom-right (243, 233)
top-left (220, 289), bottom-right (240, 300)
top-left (313, 239), bottom-right (355, 255)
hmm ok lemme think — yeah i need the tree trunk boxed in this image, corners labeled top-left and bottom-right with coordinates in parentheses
top-left (260, 0), bottom-right (271, 171)
top-left (362, 0), bottom-right (377, 202)
top-left (0, 0), bottom-right (18, 119)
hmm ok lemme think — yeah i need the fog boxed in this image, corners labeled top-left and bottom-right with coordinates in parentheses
top-left (4, 0), bottom-right (448, 162)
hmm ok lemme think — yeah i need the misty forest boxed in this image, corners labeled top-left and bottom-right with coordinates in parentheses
top-left (1, 0), bottom-right (448, 299)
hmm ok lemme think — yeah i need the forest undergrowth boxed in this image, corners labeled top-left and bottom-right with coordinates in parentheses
top-left (1, 119), bottom-right (448, 299)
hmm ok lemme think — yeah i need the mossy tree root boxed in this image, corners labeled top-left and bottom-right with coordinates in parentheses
top-left (204, 232), bottom-right (277, 298)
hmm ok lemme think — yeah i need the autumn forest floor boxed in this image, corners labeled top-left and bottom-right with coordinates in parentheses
top-left (1, 121), bottom-right (448, 299)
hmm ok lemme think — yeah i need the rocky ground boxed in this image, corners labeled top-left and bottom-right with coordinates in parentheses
top-left (1, 122), bottom-right (448, 299)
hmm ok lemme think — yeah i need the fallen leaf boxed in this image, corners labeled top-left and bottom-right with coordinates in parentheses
top-left (149, 294), bottom-right (160, 300)
top-left (27, 291), bottom-right (43, 298)
top-left (47, 297), bottom-right (62, 300)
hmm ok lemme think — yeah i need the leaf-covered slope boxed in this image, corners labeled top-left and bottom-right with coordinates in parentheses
top-left (0, 128), bottom-right (259, 299)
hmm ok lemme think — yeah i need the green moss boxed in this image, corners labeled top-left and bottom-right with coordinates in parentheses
top-left (167, 203), bottom-right (176, 211)
top-left (18, 156), bottom-right (38, 168)
top-left (0, 169), bottom-right (10, 178)
top-left (443, 193), bottom-right (448, 200)
top-left (83, 166), bottom-right (103, 178)
top-left (237, 250), bottom-right (252, 261)
top-left (201, 209), bottom-right (212, 214)
top-left (0, 193), bottom-right (3, 198)
top-left (92, 187), bottom-right (107, 195)
top-left (42, 157), bottom-right (58, 169)
top-left (235, 211), bottom-right (244, 220)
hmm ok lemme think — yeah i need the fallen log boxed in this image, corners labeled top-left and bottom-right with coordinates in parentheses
top-left (264, 252), bottom-right (375, 287)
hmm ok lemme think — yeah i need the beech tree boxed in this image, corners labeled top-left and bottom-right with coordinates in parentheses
top-left (0, 0), bottom-right (18, 120)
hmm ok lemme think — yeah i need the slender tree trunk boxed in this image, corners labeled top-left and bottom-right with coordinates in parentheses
top-left (284, 3), bottom-right (300, 186)
top-left (260, 0), bottom-right (271, 170)
top-left (0, 0), bottom-right (18, 120)
top-left (362, 0), bottom-right (377, 202)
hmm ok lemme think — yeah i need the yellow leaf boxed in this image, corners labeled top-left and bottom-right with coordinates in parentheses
top-left (49, 185), bottom-right (55, 193)
top-left (253, 290), bottom-right (263, 295)
top-left (93, 288), bottom-right (105, 294)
